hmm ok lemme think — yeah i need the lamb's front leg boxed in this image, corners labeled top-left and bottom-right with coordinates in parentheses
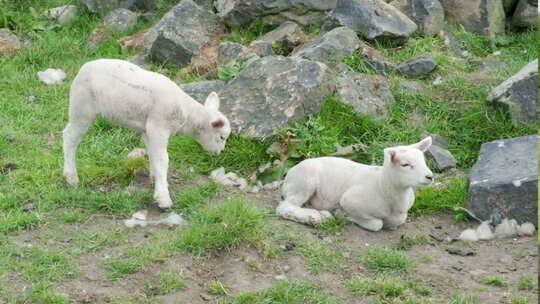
top-left (145, 126), bottom-right (172, 209)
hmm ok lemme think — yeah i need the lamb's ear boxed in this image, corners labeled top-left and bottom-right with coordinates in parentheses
top-left (412, 136), bottom-right (432, 152)
top-left (211, 119), bottom-right (225, 128)
top-left (384, 148), bottom-right (399, 165)
top-left (204, 92), bottom-right (220, 110)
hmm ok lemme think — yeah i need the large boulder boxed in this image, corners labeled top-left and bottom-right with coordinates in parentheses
top-left (218, 56), bottom-right (335, 139)
top-left (467, 135), bottom-right (538, 226)
top-left (104, 8), bottom-right (137, 32)
top-left (215, 0), bottom-right (337, 27)
top-left (217, 42), bottom-right (257, 66)
top-left (45, 5), bottom-right (79, 24)
top-left (145, 0), bottom-right (220, 67)
top-left (439, 0), bottom-right (505, 37)
top-left (0, 29), bottom-right (22, 55)
top-left (336, 71), bottom-right (395, 119)
top-left (180, 80), bottom-right (226, 104)
top-left (292, 27), bottom-right (361, 67)
top-left (503, 0), bottom-right (519, 14)
top-left (327, 0), bottom-right (417, 40)
top-left (487, 59), bottom-right (538, 125)
top-left (511, 0), bottom-right (538, 28)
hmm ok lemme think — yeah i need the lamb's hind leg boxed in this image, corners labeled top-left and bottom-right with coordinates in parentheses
top-left (276, 175), bottom-right (333, 226)
top-left (63, 119), bottom-right (94, 186)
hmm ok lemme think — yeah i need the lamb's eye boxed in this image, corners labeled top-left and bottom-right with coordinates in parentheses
top-left (220, 135), bottom-right (225, 141)
top-left (401, 163), bottom-right (410, 167)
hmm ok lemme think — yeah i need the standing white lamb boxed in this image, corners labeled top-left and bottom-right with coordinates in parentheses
top-left (276, 137), bottom-right (434, 231)
top-left (63, 59), bottom-right (231, 209)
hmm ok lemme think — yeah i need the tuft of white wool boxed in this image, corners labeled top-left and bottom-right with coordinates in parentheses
top-left (459, 228), bottom-right (479, 242)
top-left (475, 221), bottom-right (495, 241)
top-left (37, 68), bottom-right (66, 85)
top-left (62, 59), bottom-right (230, 209)
top-left (518, 222), bottom-right (536, 236)
top-left (276, 137), bottom-right (434, 230)
top-left (494, 218), bottom-right (519, 239)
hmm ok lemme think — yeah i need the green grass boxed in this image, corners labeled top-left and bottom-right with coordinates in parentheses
top-left (295, 238), bottom-right (345, 273)
top-left (208, 281), bottom-right (230, 295)
top-left (395, 233), bottom-right (430, 251)
top-left (315, 217), bottom-right (348, 236)
top-left (220, 280), bottom-right (341, 304)
top-left (478, 276), bottom-right (508, 288)
top-left (174, 182), bottom-right (219, 212)
top-left (517, 276), bottom-right (535, 291)
top-left (512, 296), bottom-right (530, 304)
top-left (174, 198), bottom-right (268, 256)
top-left (363, 247), bottom-right (413, 274)
top-left (143, 268), bottom-right (187, 296)
top-left (221, 19), bottom-right (277, 45)
top-left (449, 293), bottom-right (478, 304)
top-left (412, 176), bottom-right (468, 218)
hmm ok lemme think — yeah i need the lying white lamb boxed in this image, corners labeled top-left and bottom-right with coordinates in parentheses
top-left (276, 137), bottom-right (434, 231)
top-left (63, 59), bottom-right (231, 209)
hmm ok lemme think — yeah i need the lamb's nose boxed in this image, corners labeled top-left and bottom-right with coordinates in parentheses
top-left (426, 175), bottom-right (434, 181)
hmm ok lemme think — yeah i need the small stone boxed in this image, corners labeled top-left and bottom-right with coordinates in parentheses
top-left (426, 145), bottom-right (456, 171)
top-left (86, 27), bottom-right (110, 50)
top-left (397, 53), bottom-right (437, 77)
top-left (37, 68), bottom-right (66, 85)
top-left (458, 228), bottom-right (478, 242)
top-left (249, 40), bottom-right (274, 57)
top-left (274, 274), bottom-right (287, 280)
top-left (104, 8), bottom-right (138, 33)
top-left (20, 203), bottom-right (35, 212)
top-left (446, 247), bottom-right (476, 256)
top-left (282, 265), bottom-right (291, 273)
top-left (210, 167), bottom-right (248, 190)
top-left (127, 148), bottom-right (146, 159)
top-left (432, 76), bottom-right (443, 85)
top-left (132, 210), bottom-right (147, 221)
top-left (25, 96), bottom-right (37, 103)
top-left (262, 180), bottom-right (282, 191)
top-left (1, 163), bottom-right (18, 174)
top-left (494, 218), bottom-right (519, 238)
top-left (0, 28), bottom-right (22, 54)
top-left (517, 222), bottom-right (535, 236)
top-left (45, 5), bottom-right (79, 24)
top-left (475, 221), bottom-right (495, 240)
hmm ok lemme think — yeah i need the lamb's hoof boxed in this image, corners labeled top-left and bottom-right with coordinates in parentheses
top-left (64, 174), bottom-right (79, 186)
top-left (155, 195), bottom-right (173, 209)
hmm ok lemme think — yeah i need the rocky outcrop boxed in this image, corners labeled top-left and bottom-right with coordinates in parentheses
top-left (104, 8), bottom-right (137, 32)
top-left (327, 0), bottom-right (417, 40)
top-left (145, 0), bottom-right (221, 67)
top-left (439, 0), bottom-right (505, 37)
top-left (0, 29), bottom-right (21, 55)
top-left (218, 56), bottom-right (335, 139)
top-left (511, 0), bottom-right (538, 28)
top-left (487, 59), bottom-right (538, 124)
top-left (180, 80), bottom-right (227, 104)
top-left (79, 0), bottom-right (156, 13)
top-left (467, 135), bottom-right (538, 226)
top-left (45, 5), bottom-right (79, 24)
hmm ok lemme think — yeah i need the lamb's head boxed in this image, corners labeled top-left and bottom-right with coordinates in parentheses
top-left (196, 92), bottom-right (231, 155)
top-left (383, 137), bottom-right (434, 188)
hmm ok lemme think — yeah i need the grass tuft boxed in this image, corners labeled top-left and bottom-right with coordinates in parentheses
top-left (478, 276), bottom-right (508, 287)
top-left (363, 247), bottom-right (413, 274)
top-left (143, 268), bottom-right (187, 296)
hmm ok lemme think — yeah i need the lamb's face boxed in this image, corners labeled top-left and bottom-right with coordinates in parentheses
top-left (384, 137), bottom-right (434, 188)
top-left (196, 92), bottom-right (231, 155)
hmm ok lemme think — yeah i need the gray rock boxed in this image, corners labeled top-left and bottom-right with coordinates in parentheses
top-left (410, 0), bottom-right (445, 36)
top-left (479, 60), bottom-right (509, 73)
top-left (336, 71), bottom-right (395, 119)
top-left (249, 40), bottom-right (275, 57)
top-left (255, 21), bottom-right (308, 51)
top-left (86, 27), bottom-right (110, 49)
top-left (104, 8), bottom-right (137, 32)
top-left (179, 80), bottom-right (226, 104)
top-left (0, 29), bottom-right (22, 54)
top-left (421, 132), bottom-right (449, 148)
top-left (45, 5), bottom-right (79, 24)
top-left (147, 0), bottom-right (220, 67)
top-left (399, 80), bottom-right (425, 94)
top-left (80, 0), bottom-right (155, 12)
top-left (219, 56), bottom-right (335, 139)
top-left (356, 42), bottom-right (395, 74)
top-left (439, 0), bottom-right (505, 37)
top-left (218, 42), bottom-right (257, 66)
top-left (511, 0), bottom-right (538, 28)
top-left (193, 0), bottom-right (215, 11)
top-left (467, 135), bottom-right (538, 226)
top-left (216, 0), bottom-right (337, 27)
top-left (292, 27), bottom-right (361, 67)
top-left (426, 145), bottom-right (456, 171)
top-left (396, 54), bottom-right (437, 77)
top-left (127, 54), bottom-right (151, 68)
top-left (327, 0), bottom-right (417, 40)
top-left (487, 59), bottom-right (538, 124)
